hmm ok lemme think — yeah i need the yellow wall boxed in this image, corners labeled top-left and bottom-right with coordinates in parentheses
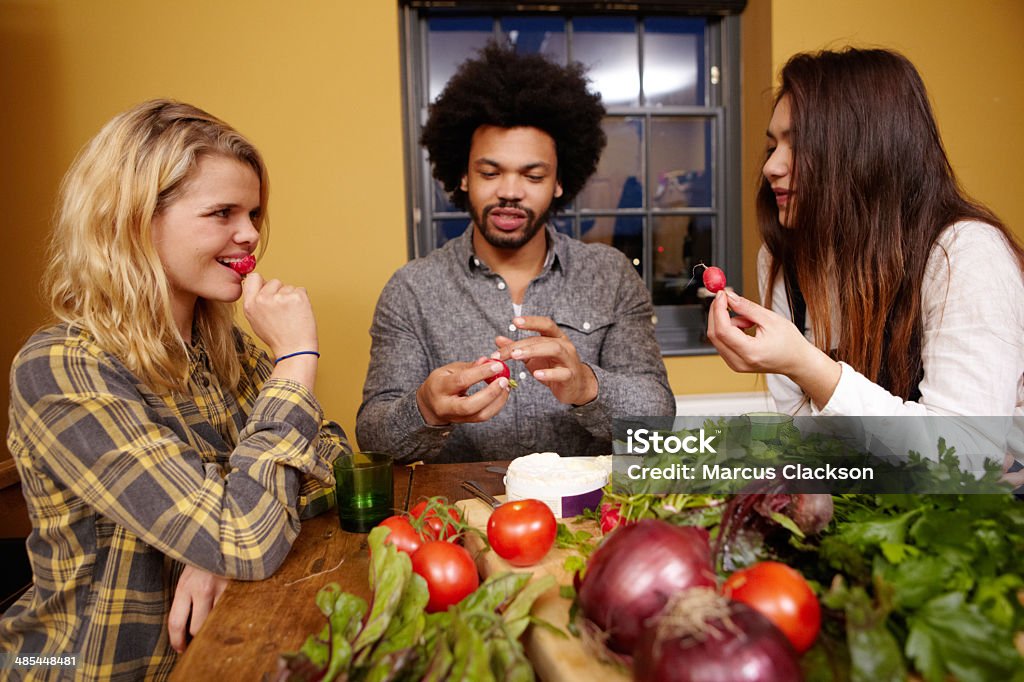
top-left (1, 1), bottom-right (1022, 464)
top-left (0, 1), bottom-right (408, 457)
top-left (769, 0), bottom-right (1024, 241)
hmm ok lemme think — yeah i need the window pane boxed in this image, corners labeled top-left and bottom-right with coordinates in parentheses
top-left (435, 218), bottom-right (469, 248)
top-left (581, 215), bottom-right (643, 277)
top-left (652, 215), bottom-right (713, 306)
top-left (501, 17), bottom-right (566, 62)
top-left (643, 18), bottom-right (706, 106)
top-left (432, 178), bottom-right (460, 213)
top-left (577, 116), bottom-right (643, 212)
top-left (649, 117), bottom-right (713, 210)
top-left (428, 17), bottom-right (493, 102)
top-left (572, 17), bottom-right (639, 107)
top-left (551, 214), bottom-right (574, 237)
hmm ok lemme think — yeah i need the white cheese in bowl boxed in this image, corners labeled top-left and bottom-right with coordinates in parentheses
top-left (504, 452), bottom-right (612, 518)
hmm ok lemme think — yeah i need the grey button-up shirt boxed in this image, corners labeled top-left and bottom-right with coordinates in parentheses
top-left (356, 225), bottom-right (675, 463)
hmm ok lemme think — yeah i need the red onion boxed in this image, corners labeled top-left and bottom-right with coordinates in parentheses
top-left (576, 519), bottom-right (715, 655)
top-left (633, 589), bottom-right (803, 682)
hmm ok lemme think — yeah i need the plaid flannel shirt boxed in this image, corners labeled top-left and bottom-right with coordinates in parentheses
top-left (0, 323), bottom-right (349, 680)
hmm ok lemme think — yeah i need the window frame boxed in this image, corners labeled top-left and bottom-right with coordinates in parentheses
top-left (399, 4), bottom-right (744, 355)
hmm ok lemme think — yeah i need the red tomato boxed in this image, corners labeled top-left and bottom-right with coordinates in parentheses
top-left (487, 499), bottom-right (557, 567)
top-left (411, 500), bottom-right (461, 541)
top-left (376, 516), bottom-right (422, 555)
top-left (722, 561), bottom-right (821, 654)
top-left (411, 541), bottom-right (479, 612)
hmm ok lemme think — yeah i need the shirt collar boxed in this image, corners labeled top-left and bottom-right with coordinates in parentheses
top-left (458, 223), bottom-right (565, 275)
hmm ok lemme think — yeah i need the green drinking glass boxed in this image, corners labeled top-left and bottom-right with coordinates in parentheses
top-left (334, 452), bottom-right (394, 532)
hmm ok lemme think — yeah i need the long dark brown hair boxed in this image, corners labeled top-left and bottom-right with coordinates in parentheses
top-left (758, 48), bottom-right (1024, 399)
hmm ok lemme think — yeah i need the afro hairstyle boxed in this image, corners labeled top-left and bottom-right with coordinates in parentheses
top-left (420, 40), bottom-right (607, 213)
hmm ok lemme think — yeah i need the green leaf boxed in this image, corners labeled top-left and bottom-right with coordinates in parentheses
top-left (487, 637), bottom-right (534, 682)
top-left (419, 630), bottom-right (454, 682)
top-left (360, 572), bottom-right (429, 676)
top-left (502, 575), bottom-right (556, 639)
top-left (838, 585), bottom-right (906, 682)
top-left (352, 527), bottom-right (413, 659)
top-left (769, 510), bottom-right (805, 538)
top-left (972, 573), bottom-right (1024, 628)
top-left (877, 542), bottom-right (919, 565)
top-left (448, 612), bottom-right (495, 682)
top-left (876, 555), bottom-right (955, 611)
top-left (905, 592), bottom-right (1023, 682)
top-left (458, 572), bottom-right (531, 614)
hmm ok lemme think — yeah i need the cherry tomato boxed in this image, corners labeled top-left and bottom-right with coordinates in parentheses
top-left (411, 541), bottom-right (479, 613)
top-left (487, 499), bottom-right (557, 567)
top-left (376, 516), bottom-right (422, 555)
top-left (722, 561), bottom-right (821, 654)
top-left (411, 499), bottom-right (461, 541)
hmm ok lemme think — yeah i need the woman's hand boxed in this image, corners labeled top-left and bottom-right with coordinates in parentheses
top-left (707, 290), bottom-right (841, 409)
top-left (241, 272), bottom-right (318, 359)
top-left (168, 565), bottom-right (230, 654)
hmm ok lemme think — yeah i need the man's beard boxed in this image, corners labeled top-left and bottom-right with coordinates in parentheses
top-left (470, 199), bottom-right (550, 250)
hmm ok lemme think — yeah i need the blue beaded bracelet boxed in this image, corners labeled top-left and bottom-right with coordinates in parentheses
top-left (274, 350), bottom-right (321, 364)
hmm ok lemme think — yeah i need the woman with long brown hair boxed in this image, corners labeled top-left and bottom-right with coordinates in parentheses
top-left (707, 48), bottom-right (1024, 478)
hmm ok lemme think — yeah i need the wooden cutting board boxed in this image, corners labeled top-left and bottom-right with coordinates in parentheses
top-left (456, 498), bottom-right (628, 682)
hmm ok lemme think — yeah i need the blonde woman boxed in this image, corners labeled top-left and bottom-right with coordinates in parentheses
top-left (0, 100), bottom-right (349, 679)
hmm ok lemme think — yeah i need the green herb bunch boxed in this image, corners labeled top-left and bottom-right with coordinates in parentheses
top-left (277, 526), bottom-right (555, 682)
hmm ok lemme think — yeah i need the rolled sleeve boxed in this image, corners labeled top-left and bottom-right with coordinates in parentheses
top-left (240, 378), bottom-right (334, 485)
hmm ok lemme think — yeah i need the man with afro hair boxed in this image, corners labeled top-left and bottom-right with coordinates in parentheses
top-left (357, 41), bottom-right (674, 462)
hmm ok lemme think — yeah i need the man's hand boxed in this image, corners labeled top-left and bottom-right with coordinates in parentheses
top-left (416, 359), bottom-right (511, 426)
top-left (492, 316), bottom-right (598, 406)
top-left (168, 565), bottom-right (230, 654)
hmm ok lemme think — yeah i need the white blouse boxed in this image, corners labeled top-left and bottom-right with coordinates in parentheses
top-left (758, 221), bottom-right (1024, 470)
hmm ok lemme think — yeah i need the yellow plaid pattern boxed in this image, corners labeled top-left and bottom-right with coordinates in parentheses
top-left (0, 324), bottom-right (349, 681)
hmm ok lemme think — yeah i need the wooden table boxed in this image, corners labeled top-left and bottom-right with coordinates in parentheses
top-left (169, 461), bottom-right (506, 681)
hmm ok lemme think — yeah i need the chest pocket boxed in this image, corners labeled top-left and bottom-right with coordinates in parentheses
top-left (553, 313), bottom-right (614, 363)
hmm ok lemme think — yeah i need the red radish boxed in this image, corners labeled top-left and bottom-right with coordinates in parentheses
top-left (474, 358), bottom-right (518, 389)
top-left (229, 255), bottom-right (256, 275)
top-left (703, 265), bottom-right (727, 293)
top-left (599, 502), bottom-right (633, 534)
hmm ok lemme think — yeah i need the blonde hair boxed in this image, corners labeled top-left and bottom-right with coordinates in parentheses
top-left (45, 99), bottom-right (269, 393)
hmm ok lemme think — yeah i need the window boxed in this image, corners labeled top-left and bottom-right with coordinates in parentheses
top-left (400, 2), bottom-right (745, 354)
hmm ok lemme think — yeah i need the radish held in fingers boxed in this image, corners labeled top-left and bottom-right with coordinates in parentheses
top-left (703, 265), bottom-right (727, 293)
top-left (474, 357), bottom-right (518, 389)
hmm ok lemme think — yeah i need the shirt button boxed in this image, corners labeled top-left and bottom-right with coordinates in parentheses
top-left (519, 371), bottom-right (527, 380)
top-left (582, 322), bottom-right (591, 331)
top-left (497, 281), bottom-right (506, 290)
top-left (508, 323), bottom-right (516, 332)
top-left (200, 375), bottom-right (210, 388)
